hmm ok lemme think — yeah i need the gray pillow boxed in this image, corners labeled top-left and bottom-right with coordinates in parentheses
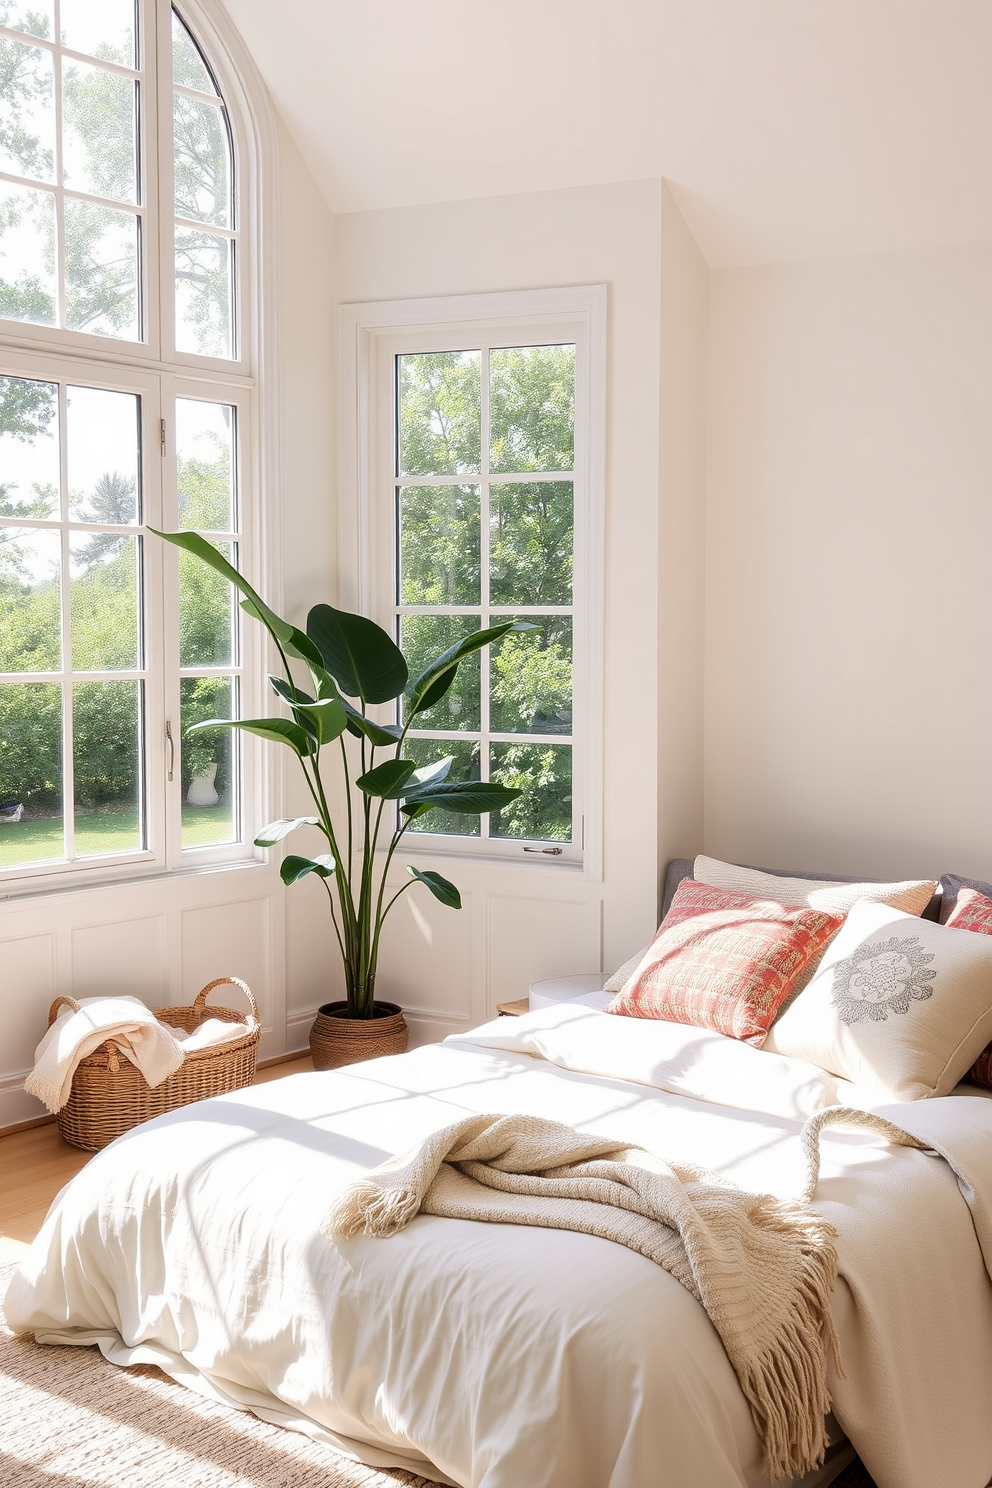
top-left (939, 874), bottom-right (992, 925)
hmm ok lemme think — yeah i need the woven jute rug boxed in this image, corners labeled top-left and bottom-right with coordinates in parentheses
top-left (0, 1261), bottom-right (883, 1488)
top-left (0, 1262), bottom-right (442, 1488)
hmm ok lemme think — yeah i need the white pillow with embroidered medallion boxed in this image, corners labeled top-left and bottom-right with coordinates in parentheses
top-left (763, 897), bottom-right (992, 1100)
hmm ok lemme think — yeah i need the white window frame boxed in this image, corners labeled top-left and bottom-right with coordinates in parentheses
top-left (0, 0), bottom-right (277, 896)
top-left (340, 285), bottom-right (606, 876)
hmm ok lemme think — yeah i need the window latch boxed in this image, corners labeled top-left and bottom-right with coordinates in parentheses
top-left (523, 846), bottom-right (563, 856)
top-left (165, 719), bottom-right (175, 781)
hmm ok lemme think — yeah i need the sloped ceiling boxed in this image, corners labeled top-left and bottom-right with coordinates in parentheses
top-left (219, 0), bottom-right (991, 267)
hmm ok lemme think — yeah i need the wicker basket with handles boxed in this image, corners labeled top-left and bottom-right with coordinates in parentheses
top-left (48, 977), bottom-right (260, 1151)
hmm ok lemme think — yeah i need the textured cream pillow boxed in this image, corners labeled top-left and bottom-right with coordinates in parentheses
top-left (694, 856), bottom-right (936, 917)
top-left (764, 899), bottom-right (992, 1099)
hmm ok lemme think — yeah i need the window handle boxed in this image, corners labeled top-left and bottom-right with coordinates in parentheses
top-left (523, 846), bottom-right (563, 856)
top-left (165, 719), bottom-right (175, 782)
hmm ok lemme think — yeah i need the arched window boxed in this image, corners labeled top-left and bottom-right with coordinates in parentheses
top-left (0, 1), bottom-right (263, 888)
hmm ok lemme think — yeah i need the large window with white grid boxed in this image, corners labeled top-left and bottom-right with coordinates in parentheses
top-left (0, 2), bottom-right (261, 890)
top-left (353, 287), bottom-right (606, 869)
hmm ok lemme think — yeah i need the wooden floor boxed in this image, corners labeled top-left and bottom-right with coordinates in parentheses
top-left (0, 1052), bottom-right (313, 1263)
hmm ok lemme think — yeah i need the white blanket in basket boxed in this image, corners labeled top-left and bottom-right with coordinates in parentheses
top-left (24, 997), bottom-right (250, 1115)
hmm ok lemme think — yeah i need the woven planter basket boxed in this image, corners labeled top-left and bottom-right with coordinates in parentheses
top-left (309, 1000), bottom-right (408, 1071)
top-left (50, 977), bottom-right (260, 1152)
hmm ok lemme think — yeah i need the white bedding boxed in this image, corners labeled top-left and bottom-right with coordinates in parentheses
top-left (7, 1005), bottom-right (992, 1488)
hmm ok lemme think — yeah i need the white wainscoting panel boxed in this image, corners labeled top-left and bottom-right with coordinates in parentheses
top-left (374, 888), bottom-right (475, 1027)
top-left (181, 898), bottom-right (272, 1032)
top-left (71, 917), bottom-right (168, 1007)
top-left (0, 864), bottom-right (286, 1129)
top-left (0, 933), bottom-right (57, 1085)
top-left (487, 895), bottom-right (603, 1010)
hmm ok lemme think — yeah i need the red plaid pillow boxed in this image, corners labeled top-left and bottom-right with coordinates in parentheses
top-left (944, 887), bottom-right (992, 1088)
top-left (606, 879), bottom-right (844, 1046)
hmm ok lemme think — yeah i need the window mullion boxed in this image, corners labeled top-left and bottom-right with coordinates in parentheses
top-left (53, 0), bottom-right (66, 331)
top-left (479, 345), bottom-right (491, 833)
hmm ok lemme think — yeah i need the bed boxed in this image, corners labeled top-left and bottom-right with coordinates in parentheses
top-left (8, 857), bottom-right (992, 1488)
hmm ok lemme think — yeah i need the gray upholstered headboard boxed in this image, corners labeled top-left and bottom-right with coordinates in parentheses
top-left (660, 857), bottom-right (942, 923)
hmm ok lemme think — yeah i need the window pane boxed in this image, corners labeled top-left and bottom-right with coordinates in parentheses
top-left (60, 0), bottom-right (137, 67)
top-left (398, 484), bottom-right (479, 606)
top-left (0, 681), bottom-right (63, 865)
top-left (0, 33), bottom-right (55, 182)
top-left (181, 675), bottom-right (236, 848)
top-left (403, 736), bottom-right (480, 839)
top-left (62, 59), bottom-right (137, 204)
top-left (67, 386), bottom-right (139, 522)
top-left (490, 344), bottom-right (575, 474)
top-left (490, 481), bottom-right (572, 605)
top-left (398, 351), bottom-right (480, 476)
top-left (400, 614), bottom-right (480, 731)
top-left (0, 376), bottom-right (59, 517)
top-left (0, 181), bottom-right (55, 324)
top-left (177, 398), bottom-right (234, 529)
top-left (65, 199), bottom-right (139, 339)
top-left (0, 526), bottom-right (61, 670)
top-left (0, 2), bottom-right (54, 41)
top-left (491, 617), bottom-right (572, 737)
top-left (73, 677), bottom-right (141, 854)
top-left (180, 540), bottom-right (234, 666)
top-left (172, 10), bottom-right (217, 95)
top-left (489, 742), bottom-right (571, 842)
top-left (173, 92), bottom-right (231, 227)
top-left (70, 531), bottom-right (139, 670)
top-left (175, 228), bottom-right (232, 357)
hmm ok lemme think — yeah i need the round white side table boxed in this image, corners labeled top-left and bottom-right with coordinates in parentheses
top-left (529, 973), bottom-right (605, 1011)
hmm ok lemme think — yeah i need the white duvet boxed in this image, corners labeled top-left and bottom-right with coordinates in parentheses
top-left (7, 1005), bottom-right (992, 1488)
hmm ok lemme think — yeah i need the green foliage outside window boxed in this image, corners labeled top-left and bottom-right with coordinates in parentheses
top-left (397, 345), bottom-right (576, 843)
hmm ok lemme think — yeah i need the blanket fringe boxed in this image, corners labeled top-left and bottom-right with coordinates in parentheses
top-left (733, 1203), bottom-right (841, 1479)
top-left (322, 1179), bottom-right (420, 1239)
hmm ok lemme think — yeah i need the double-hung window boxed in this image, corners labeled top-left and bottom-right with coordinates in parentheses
top-left (0, 2), bottom-right (260, 890)
top-left (351, 287), bottom-right (606, 869)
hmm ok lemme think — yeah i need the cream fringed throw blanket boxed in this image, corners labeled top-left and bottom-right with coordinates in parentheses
top-left (324, 1105), bottom-right (931, 1482)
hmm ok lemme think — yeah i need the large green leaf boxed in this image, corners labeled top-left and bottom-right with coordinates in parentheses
top-left (267, 675), bottom-right (347, 745)
top-left (341, 697), bottom-right (404, 746)
top-left (150, 530), bottom-right (293, 645)
top-left (269, 674), bottom-right (313, 707)
top-left (400, 801), bottom-right (435, 820)
top-left (407, 866), bottom-right (461, 909)
top-left (307, 604), bottom-right (408, 704)
top-left (411, 755), bottom-right (453, 787)
top-left (282, 624), bottom-right (325, 671)
top-left (406, 622), bottom-right (534, 717)
top-left (254, 816), bottom-right (320, 846)
top-left (296, 696), bottom-right (348, 745)
top-left (355, 758), bottom-right (417, 799)
top-left (187, 716), bottom-right (310, 756)
top-left (280, 853), bottom-right (336, 885)
top-left (402, 779), bottom-right (523, 814)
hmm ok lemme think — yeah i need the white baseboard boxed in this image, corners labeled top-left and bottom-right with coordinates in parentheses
top-left (0, 1070), bottom-right (48, 1131)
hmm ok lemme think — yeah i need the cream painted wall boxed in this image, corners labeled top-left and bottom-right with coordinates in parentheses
top-left (658, 183), bottom-right (708, 868)
top-left (324, 179), bottom-right (708, 1032)
top-left (270, 117), bottom-right (345, 1030)
top-left (705, 243), bottom-right (992, 881)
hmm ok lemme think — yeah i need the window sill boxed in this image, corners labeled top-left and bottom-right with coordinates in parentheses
top-left (0, 854), bottom-right (270, 907)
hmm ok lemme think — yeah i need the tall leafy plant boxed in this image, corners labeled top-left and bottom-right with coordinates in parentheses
top-left (152, 530), bottom-right (529, 1017)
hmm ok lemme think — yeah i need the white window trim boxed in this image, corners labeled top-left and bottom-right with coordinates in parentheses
top-left (339, 285), bottom-right (606, 880)
top-left (0, 0), bottom-right (284, 900)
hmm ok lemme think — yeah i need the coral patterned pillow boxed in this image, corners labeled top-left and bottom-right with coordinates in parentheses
top-left (606, 880), bottom-right (844, 1046)
top-left (944, 887), bottom-right (992, 1088)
